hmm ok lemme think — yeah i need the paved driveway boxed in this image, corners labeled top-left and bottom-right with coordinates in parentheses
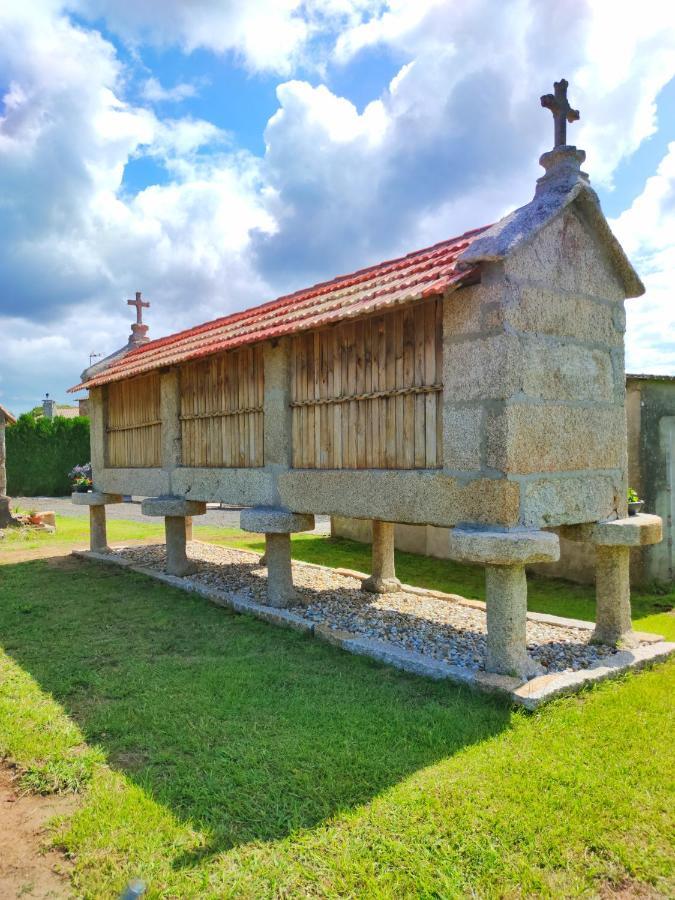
top-left (15, 497), bottom-right (331, 534)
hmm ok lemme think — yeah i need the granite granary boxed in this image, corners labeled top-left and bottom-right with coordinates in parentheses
top-left (70, 80), bottom-right (671, 702)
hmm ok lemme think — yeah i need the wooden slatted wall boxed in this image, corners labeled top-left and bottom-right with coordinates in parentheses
top-left (291, 299), bottom-right (443, 469)
top-left (180, 346), bottom-right (264, 467)
top-left (107, 372), bottom-right (161, 467)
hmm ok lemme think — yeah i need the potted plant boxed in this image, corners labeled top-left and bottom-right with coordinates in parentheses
top-left (70, 462), bottom-right (93, 493)
top-left (627, 488), bottom-right (643, 517)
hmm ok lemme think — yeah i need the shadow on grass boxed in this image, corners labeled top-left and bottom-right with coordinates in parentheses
top-left (0, 555), bottom-right (511, 864)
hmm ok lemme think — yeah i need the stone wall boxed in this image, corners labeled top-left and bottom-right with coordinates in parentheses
top-left (333, 375), bottom-right (675, 587)
top-left (443, 207), bottom-right (628, 529)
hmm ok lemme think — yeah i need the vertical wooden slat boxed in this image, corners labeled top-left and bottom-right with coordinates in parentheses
top-left (402, 307), bottom-right (415, 469)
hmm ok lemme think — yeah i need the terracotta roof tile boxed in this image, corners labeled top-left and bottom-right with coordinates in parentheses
top-left (71, 225), bottom-right (489, 391)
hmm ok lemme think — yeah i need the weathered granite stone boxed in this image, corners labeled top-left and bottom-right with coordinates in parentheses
top-left (159, 369), bottom-right (181, 470)
top-left (520, 473), bottom-right (624, 528)
top-left (560, 513), bottom-right (662, 547)
top-left (443, 333), bottom-right (521, 401)
top-left (592, 544), bottom-right (635, 647)
top-left (485, 564), bottom-right (542, 679)
top-left (141, 497), bottom-right (207, 517)
top-left (362, 520), bottom-right (401, 594)
top-left (519, 339), bottom-right (615, 403)
top-left (164, 515), bottom-right (196, 577)
top-left (72, 491), bottom-right (123, 506)
top-left (504, 285), bottom-right (625, 346)
top-left (264, 532), bottom-right (299, 607)
top-left (89, 504), bottom-right (109, 552)
top-left (240, 507), bottom-right (315, 534)
top-left (278, 469), bottom-right (522, 528)
top-left (485, 403), bottom-right (625, 475)
top-left (448, 528), bottom-right (559, 565)
top-left (442, 406), bottom-right (483, 471)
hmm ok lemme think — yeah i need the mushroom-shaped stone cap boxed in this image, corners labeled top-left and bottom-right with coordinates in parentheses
top-left (448, 528), bottom-right (560, 566)
top-left (240, 507), bottom-right (315, 534)
top-left (560, 514), bottom-right (662, 547)
top-left (141, 497), bottom-right (207, 517)
top-left (72, 492), bottom-right (123, 506)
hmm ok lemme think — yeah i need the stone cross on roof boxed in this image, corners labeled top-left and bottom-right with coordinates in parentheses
top-left (126, 291), bottom-right (150, 348)
top-left (127, 291), bottom-right (150, 325)
top-left (540, 79), bottom-right (580, 148)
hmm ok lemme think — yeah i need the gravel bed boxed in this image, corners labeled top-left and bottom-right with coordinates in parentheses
top-left (112, 542), bottom-right (630, 675)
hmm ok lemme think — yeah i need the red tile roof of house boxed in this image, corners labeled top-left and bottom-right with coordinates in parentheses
top-left (71, 226), bottom-right (489, 391)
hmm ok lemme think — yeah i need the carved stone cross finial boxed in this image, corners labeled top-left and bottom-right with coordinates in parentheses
top-left (540, 79), bottom-right (579, 148)
top-left (127, 291), bottom-right (150, 325)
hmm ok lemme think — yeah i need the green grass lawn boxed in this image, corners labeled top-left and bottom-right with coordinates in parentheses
top-left (0, 516), bottom-right (673, 897)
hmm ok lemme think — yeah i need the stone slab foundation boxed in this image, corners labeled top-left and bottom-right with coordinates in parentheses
top-left (71, 548), bottom-right (675, 710)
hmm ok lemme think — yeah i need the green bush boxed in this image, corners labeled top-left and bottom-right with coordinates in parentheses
top-left (6, 414), bottom-right (90, 497)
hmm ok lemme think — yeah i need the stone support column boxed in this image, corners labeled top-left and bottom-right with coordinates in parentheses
top-left (240, 507), bottom-right (315, 608)
top-left (87, 388), bottom-right (106, 478)
top-left (0, 416), bottom-right (12, 528)
top-left (0, 417), bottom-right (7, 498)
top-left (89, 504), bottom-right (108, 552)
top-left (141, 497), bottom-right (207, 577)
top-left (262, 339), bottom-right (293, 506)
top-left (484, 564), bottom-right (532, 677)
top-left (593, 545), bottom-right (632, 646)
top-left (561, 514), bottom-right (662, 647)
top-left (264, 533), bottom-right (296, 607)
top-left (185, 517), bottom-right (193, 542)
top-left (362, 520), bottom-right (401, 593)
top-left (448, 528), bottom-right (559, 679)
top-left (72, 491), bottom-right (123, 552)
top-left (160, 369), bottom-right (182, 477)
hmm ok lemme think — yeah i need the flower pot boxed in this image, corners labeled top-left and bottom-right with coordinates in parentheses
top-left (75, 484), bottom-right (91, 493)
top-left (628, 500), bottom-right (643, 516)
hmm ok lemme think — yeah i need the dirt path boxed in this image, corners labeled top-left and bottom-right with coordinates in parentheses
top-left (0, 766), bottom-right (76, 899)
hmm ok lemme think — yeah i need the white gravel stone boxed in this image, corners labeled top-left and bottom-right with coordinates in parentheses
top-left (111, 541), bottom-right (652, 675)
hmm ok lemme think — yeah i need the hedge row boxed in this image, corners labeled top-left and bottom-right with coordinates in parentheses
top-left (6, 414), bottom-right (90, 497)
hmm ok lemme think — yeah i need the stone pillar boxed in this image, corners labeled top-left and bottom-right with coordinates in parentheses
top-left (89, 504), bottom-right (109, 552)
top-left (448, 528), bottom-right (560, 679)
top-left (484, 564), bottom-right (534, 677)
top-left (0, 416), bottom-right (12, 528)
top-left (185, 517), bottom-right (193, 542)
top-left (265, 533), bottom-right (296, 607)
top-left (561, 514), bottom-right (662, 647)
top-left (72, 491), bottom-right (124, 552)
top-left (362, 520), bottom-right (401, 593)
top-left (240, 507), bottom-right (315, 608)
top-left (0, 417), bottom-right (7, 498)
top-left (160, 369), bottom-right (182, 474)
top-left (262, 339), bottom-right (293, 506)
top-left (141, 497), bottom-right (207, 577)
top-left (593, 545), bottom-right (632, 646)
top-left (165, 516), bottom-right (193, 577)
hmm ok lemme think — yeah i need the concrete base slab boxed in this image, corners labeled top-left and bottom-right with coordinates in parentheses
top-left (71, 549), bottom-right (675, 709)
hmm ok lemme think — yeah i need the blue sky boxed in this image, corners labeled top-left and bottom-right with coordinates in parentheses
top-left (0, 0), bottom-right (674, 413)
